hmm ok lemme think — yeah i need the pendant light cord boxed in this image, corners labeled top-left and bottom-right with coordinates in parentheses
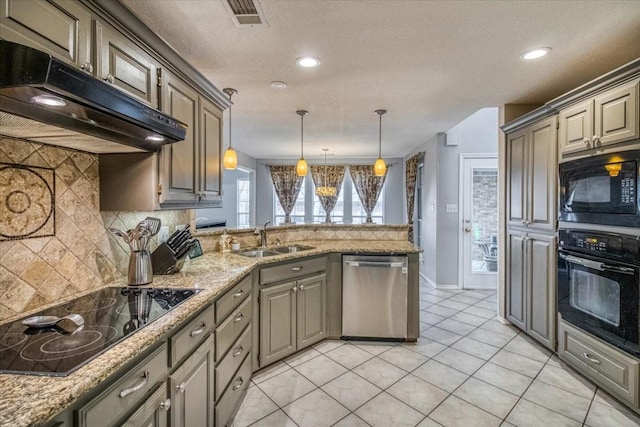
top-left (228, 96), bottom-right (233, 150)
top-left (378, 112), bottom-right (382, 158)
top-left (301, 113), bottom-right (304, 158)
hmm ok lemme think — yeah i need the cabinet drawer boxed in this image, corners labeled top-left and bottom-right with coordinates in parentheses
top-left (121, 383), bottom-right (169, 427)
top-left (260, 257), bottom-right (326, 285)
top-left (558, 320), bottom-right (639, 406)
top-left (170, 304), bottom-right (215, 367)
top-left (215, 354), bottom-right (251, 427)
top-left (216, 297), bottom-right (251, 361)
top-left (216, 325), bottom-right (252, 399)
top-left (77, 344), bottom-right (168, 427)
top-left (216, 275), bottom-right (251, 323)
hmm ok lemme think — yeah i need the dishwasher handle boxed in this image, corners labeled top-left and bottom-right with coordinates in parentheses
top-left (345, 260), bottom-right (405, 268)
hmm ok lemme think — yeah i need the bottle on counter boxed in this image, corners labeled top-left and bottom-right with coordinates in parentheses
top-left (219, 229), bottom-right (232, 253)
top-left (230, 237), bottom-right (240, 251)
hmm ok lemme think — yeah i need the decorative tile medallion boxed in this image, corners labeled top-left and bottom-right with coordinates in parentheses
top-left (0, 163), bottom-right (55, 241)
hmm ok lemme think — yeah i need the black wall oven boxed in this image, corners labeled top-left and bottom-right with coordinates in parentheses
top-left (559, 150), bottom-right (640, 227)
top-left (558, 229), bottom-right (640, 357)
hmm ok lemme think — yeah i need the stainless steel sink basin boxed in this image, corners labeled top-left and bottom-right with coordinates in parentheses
top-left (272, 245), bottom-right (315, 254)
top-left (236, 249), bottom-right (280, 258)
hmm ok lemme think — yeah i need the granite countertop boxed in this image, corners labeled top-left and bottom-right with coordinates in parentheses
top-left (0, 240), bottom-right (418, 427)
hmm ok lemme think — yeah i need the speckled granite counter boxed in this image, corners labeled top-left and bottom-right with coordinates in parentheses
top-left (0, 239), bottom-right (418, 427)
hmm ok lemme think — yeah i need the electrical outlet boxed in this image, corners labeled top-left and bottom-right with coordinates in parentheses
top-left (158, 226), bottom-right (169, 244)
top-left (445, 204), bottom-right (458, 213)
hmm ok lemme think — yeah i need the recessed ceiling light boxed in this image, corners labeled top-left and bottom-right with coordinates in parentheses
top-left (31, 94), bottom-right (67, 107)
top-left (270, 81), bottom-right (287, 89)
top-left (296, 57), bottom-right (320, 68)
top-left (145, 135), bottom-right (165, 142)
top-left (520, 47), bottom-right (551, 61)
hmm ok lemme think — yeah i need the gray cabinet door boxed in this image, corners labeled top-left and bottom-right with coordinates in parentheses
top-left (169, 336), bottom-right (214, 427)
top-left (160, 72), bottom-right (199, 204)
top-left (297, 273), bottom-right (327, 349)
top-left (506, 229), bottom-right (526, 330)
top-left (95, 22), bottom-right (159, 107)
top-left (0, 0), bottom-right (92, 69)
top-left (528, 116), bottom-right (557, 231)
top-left (527, 233), bottom-right (556, 350)
top-left (199, 97), bottom-right (223, 198)
top-left (506, 128), bottom-right (527, 228)
top-left (594, 80), bottom-right (639, 148)
top-left (121, 384), bottom-right (169, 427)
top-left (259, 281), bottom-right (297, 366)
top-left (559, 99), bottom-right (593, 155)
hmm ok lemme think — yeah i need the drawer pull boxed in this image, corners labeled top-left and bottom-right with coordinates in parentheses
top-left (583, 352), bottom-right (601, 364)
top-left (190, 322), bottom-right (207, 337)
top-left (232, 377), bottom-right (244, 391)
top-left (160, 398), bottom-right (171, 412)
top-left (233, 346), bottom-right (244, 357)
top-left (234, 313), bottom-right (244, 323)
top-left (234, 289), bottom-right (244, 298)
top-left (291, 266), bottom-right (303, 272)
top-left (119, 371), bottom-right (149, 398)
top-left (177, 382), bottom-right (187, 393)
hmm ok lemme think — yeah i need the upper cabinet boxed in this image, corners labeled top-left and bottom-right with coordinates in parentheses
top-left (559, 79), bottom-right (639, 157)
top-left (0, 0), bottom-right (92, 71)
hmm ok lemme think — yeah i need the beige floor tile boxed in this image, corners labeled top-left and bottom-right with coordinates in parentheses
top-left (506, 399), bottom-right (581, 427)
top-left (535, 364), bottom-right (596, 400)
top-left (429, 395), bottom-right (501, 427)
top-left (421, 326), bottom-right (463, 346)
top-left (474, 299), bottom-right (497, 310)
top-left (478, 319), bottom-right (519, 338)
top-left (585, 401), bottom-right (640, 427)
top-left (454, 378), bottom-right (519, 418)
top-left (248, 410), bottom-right (297, 427)
top-left (472, 362), bottom-right (533, 396)
top-left (355, 392), bottom-right (424, 427)
top-left (257, 369), bottom-right (316, 407)
top-left (354, 341), bottom-right (397, 355)
top-left (522, 380), bottom-right (592, 422)
top-left (387, 374), bottom-right (448, 415)
top-left (416, 418), bottom-right (442, 427)
top-left (252, 362), bottom-right (291, 384)
top-left (412, 359), bottom-right (469, 392)
top-left (490, 349), bottom-right (545, 378)
top-left (467, 328), bottom-right (513, 348)
top-left (451, 337), bottom-right (500, 360)
top-left (435, 318), bottom-right (477, 335)
top-left (321, 371), bottom-right (382, 411)
top-left (401, 338), bottom-right (447, 358)
top-left (378, 346), bottom-right (429, 372)
top-left (450, 294), bottom-right (482, 304)
top-left (282, 389), bottom-right (349, 427)
top-left (503, 334), bottom-right (552, 363)
top-left (325, 344), bottom-right (374, 369)
top-left (313, 339), bottom-right (345, 353)
top-left (450, 311), bottom-right (487, 327)
top-left (422, 294), bottom-right (447, 304)
top-left (352, 357), bottom-right (407, 389)
top-left (285, 347), bottom-right (322, 367)
top-left (232, 386), bottom-right (278, 427)
top-left (425, 304), bottom-right (459, 317)
top-left (433, 347), bottom-right (485, 374)
top-left (421, 311), bottom-right (447, 325)
top-left (438, 299), bottom-right (471, 311)
top-left (462, 305), bottom-right (496, 319)
top-left (294, 354), bottom-right (348, 386)
top-left (333, 414), bottom-right (371, 427)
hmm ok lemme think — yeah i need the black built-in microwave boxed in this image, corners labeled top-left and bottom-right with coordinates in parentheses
top-left (559, 150), bottom-right (640, 227)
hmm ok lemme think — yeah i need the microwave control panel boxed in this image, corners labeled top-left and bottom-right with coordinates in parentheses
top-left (621, 177), bottom-right (634, 204)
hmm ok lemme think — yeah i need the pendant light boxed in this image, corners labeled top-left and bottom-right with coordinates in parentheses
top-left (223, 88), bottom-right (238, 170)
top-left (374, 109), bottom-right (387, 177)
top-left (315, 148), bottom-right (337, 197)
top-left (296, 110), bottom-right (308, 176)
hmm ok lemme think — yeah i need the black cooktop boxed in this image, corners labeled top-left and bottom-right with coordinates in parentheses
top-left (0, 287), bottom-right (201, 376)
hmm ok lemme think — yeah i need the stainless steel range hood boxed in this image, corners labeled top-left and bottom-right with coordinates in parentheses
top-left (0, 41), bottom-right (187, 153)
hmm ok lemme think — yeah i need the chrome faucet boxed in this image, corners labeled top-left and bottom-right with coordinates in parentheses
top-left (256, 220), bottom-right (270, 247)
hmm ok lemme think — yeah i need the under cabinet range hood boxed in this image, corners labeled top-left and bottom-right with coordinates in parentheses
top-left (0, 41), bottom-right (187, 153)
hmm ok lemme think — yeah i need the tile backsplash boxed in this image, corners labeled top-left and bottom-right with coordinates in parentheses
top-left (0, 137), bottom-right (190, 321)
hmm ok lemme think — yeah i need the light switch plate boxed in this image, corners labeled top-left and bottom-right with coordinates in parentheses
top-left (445, 204), bottom-right (458, 213)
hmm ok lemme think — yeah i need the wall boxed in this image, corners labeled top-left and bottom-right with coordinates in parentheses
top-left (0, 137), bottom-right (190, 321)
top-left (255, 157), bottom-right (405, 226)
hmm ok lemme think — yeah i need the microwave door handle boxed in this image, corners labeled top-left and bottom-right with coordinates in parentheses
top-left (601, 264), bottom-right (636, 275)
top-left (559, 253), bottom-right (605, 271)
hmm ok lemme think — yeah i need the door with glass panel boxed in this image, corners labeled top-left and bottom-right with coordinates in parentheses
top-left (461, 156), bottom-right (498, 289)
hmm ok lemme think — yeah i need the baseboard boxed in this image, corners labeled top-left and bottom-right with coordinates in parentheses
top-left (496, 315), bottom-right (510, 325)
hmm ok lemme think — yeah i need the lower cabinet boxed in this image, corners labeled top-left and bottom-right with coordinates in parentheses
top-left (506, 229), bottom-right (557, 350)
top-left (259, 273), bottom-right (327, 367)
top-left (169, 335), bottom-right (215, 427)
top-left (121, 384), bottom-right (170, 427)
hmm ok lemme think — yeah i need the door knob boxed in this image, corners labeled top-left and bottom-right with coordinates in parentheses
top-left (464, 228), bottom-right (471, 233)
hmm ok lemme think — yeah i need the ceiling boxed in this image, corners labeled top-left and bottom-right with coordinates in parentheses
top-left (120, 0), bottom-right (640, 160)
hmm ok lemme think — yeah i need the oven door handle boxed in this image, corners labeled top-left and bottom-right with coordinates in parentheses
top-left (601, 264), bottom-right (636, 275)
top-left (559, 253), bottom-right (605, 271)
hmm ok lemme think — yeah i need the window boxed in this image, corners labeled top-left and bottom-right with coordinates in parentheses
top-left (312, 182), bottom-right (345, 223)
top-left (236, 178), bottom-right (251, 228)
top-left (274, 178), bottom-right (305, 224)
top-left (352, 184), bottom-right (384, 223)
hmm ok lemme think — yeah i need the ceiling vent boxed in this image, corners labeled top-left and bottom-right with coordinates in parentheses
top-left (224, 0), bottom-right (268, 26)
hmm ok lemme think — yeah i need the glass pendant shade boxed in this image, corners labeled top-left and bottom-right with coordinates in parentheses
top-left (224, 147), bottom-right (238, 169)
top-left (296, 158), bottom-right (308, 176)
top-left (296, 110), bottom-right (309, 177)
top-left (374, 157), bottom-right (387, 176)
top-left (315, 186), bottom-right (337, 197)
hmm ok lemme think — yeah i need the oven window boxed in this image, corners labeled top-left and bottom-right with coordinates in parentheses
top-left (570, 270), bottom-right (620, 326)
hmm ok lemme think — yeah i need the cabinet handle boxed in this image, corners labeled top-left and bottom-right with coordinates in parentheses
top-left (190, 322), bottom-right (207, 337)
top-left (80, 62), bottom-right (93, 73)
top-left (583, 138), bottom-right (590, 144)
top-left (234, 289), bottom-right (244, 298)
top-left (583, 352), bottom-right (601, 364)
top-left (233, 346), bottom-right (244, 357)
top-left (593, 135), bottom-right (601, 144)
top-left (119, 371), bottom-right (149, 398)
top-left (159, 398), bottom-right (171, 412)
top-left (292, 286), bottom-right (298, 293)
top-left (232, 377), bottom-right (244, 391)
top-left (521, 220), bottom-right (527, 225)
top-left (177, 382), bottom-right (187, 393)
top-left (103, 74), bottom-right (115, 84)
top-left (299, 284), bottom-right (305, 291)
top-left (234, 313), bottom-right (244, 323)
top-left (291, 266), bottom-right (303, 272)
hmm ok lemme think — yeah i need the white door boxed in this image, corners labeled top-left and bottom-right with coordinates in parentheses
top-left (460, 155), bottom-right (498, 289)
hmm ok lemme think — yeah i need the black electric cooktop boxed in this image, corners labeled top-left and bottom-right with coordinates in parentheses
top-left (0, 287), bottom-right (201, 376)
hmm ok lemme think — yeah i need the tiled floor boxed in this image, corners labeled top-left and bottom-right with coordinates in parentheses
top-left (232, 283), bottom-right (640, 426)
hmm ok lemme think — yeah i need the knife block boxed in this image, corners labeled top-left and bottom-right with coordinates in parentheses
top-left (151, 242), bottom-right (186, 275)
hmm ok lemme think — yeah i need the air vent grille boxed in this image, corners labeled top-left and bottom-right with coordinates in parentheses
top-left (225, 0), bottom-right (267, 26)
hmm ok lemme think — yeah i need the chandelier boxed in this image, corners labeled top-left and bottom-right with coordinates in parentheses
top-left (315, 148), bottom-right (337, 197)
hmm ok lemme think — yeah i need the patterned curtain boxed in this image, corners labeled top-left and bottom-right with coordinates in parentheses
top-left (405, 152), bottom-right (425, 243)
top-left (269, 165), bottom-right (304, 223)
top-left (349, 165), bottom-right (386, 223)
top-left (310, 165), bottom-right (346, 223)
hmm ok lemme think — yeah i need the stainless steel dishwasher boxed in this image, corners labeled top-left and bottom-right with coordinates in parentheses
top-left (342, 255), bottom-right (408, 340)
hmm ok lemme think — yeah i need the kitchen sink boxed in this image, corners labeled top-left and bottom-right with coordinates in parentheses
top-left (272, 244), bottom-right (315, 253)
top-left (236, 249), bottom-right (281, 258)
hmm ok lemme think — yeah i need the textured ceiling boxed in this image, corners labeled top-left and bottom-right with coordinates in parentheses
top-left (120, 0), bottom-right (640, 159)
